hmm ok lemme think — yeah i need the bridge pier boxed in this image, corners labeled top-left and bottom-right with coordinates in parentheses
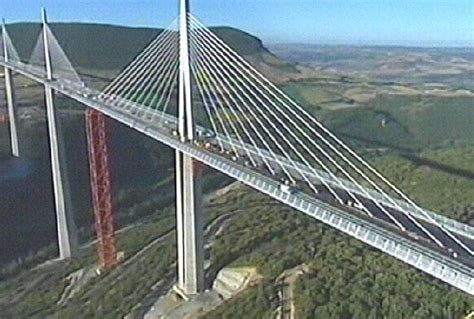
top-left (2, 22), bottom-right (20, 157)
top-left (4, 67), bottom-right (20, 157)
top-left (42, 9), bottom-right (78, 260)
top-left (44, 85), bottom-right (78, 259)
top-left (175, 151), bottom-right (205, 295)
top-left (174, 0), bottom-right (205, 297)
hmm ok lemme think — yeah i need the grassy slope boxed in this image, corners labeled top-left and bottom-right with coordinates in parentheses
top-left (312, 95), bottom-right (474, 151)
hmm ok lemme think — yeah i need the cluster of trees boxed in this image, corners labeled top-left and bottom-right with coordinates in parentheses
top-left (0, 206), bottom-right (177, 318)
top-left (205, 282), bottom-right (276, 319)
top-left (204, 189), bottom-right (473, 318)
top-left (1, 167), bottom-right (472, 318)
top-left (372, 146), bottom-right (474, 223)
top-left (293, 236), bottom-right (472, 319)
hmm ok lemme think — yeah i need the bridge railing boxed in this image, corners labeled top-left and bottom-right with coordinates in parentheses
top-left (2, 52), bottom-right (474, 296)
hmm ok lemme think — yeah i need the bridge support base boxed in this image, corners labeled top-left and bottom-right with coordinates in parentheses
top-left (45, 85), bottom-right (78, 259)
top-left (175, 150), bottom-right (205, 296)
top-left (4, 67), bottom-right (20, 157)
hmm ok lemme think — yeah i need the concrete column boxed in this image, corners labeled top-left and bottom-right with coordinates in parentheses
top-left (4, 67), bottom-right (19, 157)
top-left (2, 21), bottom-right (20, 157)
top-left (41, 8), bottom-right (78, 259)
top-left (182, 155), bottom-right (204, 294)
top-left (45, 84), bottom-right (78, 259)
top-left (175, 149), bottom-right (185, 289)
top-left (176, 151), bottom-right (204, 295)
top-left (174, 0), bottom-right (205, 296)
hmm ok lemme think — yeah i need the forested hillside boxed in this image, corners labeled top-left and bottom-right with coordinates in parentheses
top-left (0, 22), bottom-right (473, 318)
top-left (7, 23), bottom-right (269, 71)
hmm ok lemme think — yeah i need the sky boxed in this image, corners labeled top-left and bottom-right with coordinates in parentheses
top-left (0, 0), bottom-right (473, 47)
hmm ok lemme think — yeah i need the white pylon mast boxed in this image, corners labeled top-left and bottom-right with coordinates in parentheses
top-left (2, 19), bottom-right (20, 157)
top-left (41, 8), bottom-right (78, 259)
top-left (2, 20), bottom-right (9, 62)
top-left (175, 0), bottom-right (204, 296)
top-left (42, 8), bottom-right (53, 80)
top-left (179, 0), bottom-right (194, 141)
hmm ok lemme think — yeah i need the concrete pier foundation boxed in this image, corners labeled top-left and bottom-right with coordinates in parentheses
top-left (4, 67), bottom-right (20, 157)
top-left (175, 150), bottom-right (205, 295)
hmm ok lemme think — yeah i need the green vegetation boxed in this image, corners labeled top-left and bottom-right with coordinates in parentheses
top-left (2, 184), bottom-right (471, 318)
top-left (371, 146), bottom-right (474, 222)
top-left (316, 95), bottom-right (474, 151)
top-left (294, 240), bottom-right (472, 319)
top-left (1, 22), bottom-right (473, 319)
top-left (371, 95), bottom-right (474, 148)
top-left (283, 83), bottom-right (337, 108)
top-left (7, 23), bottom-right (271, 73)
top-left (204, 282), bottom-right (276, 319)
top-left (203, 189), bottom-right (473, 319)
top-left (0, 206), bottom-right (176, 318)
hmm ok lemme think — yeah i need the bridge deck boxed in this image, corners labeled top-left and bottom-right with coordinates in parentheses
top-left (2, 60), bottom-right (473, 295)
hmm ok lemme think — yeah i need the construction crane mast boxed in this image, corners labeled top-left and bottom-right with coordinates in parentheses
top-left (86, 109), bottom-right (118, 270)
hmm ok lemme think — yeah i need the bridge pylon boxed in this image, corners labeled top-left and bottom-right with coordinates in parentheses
top-left (41, 8), bottom-right (78, 260)
top-left (174, 0), bottom-right (205, 296)
top-left (2, 21), bottom-right (20, 157)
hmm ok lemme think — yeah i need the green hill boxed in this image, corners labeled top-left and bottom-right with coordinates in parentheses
top-left (0, 22), bottom-right (286, 270)
top-left (6, 23), bottom-right (270, 71)
top-left (1, 22), bottom-right (473, 319)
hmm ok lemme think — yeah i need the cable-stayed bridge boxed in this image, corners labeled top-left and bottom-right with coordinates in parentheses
top-left (1, 0), bottom-right (473, 297)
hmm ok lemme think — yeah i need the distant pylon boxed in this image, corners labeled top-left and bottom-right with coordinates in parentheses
top-left (86, 109), bottom-right (118, 270)
top-left (28, 9), bottom-right (83, 83)
top-left (1, 20), bottom-right (21, 63)
top-left (41, 8), bottom-right (79, 259)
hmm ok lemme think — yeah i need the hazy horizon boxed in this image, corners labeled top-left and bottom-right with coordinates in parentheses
top-left (4, 20), bottom-right (473, 50)
top-left (2, 0), bottom-right (473, 48)
top-left (266, 40), bottom-right (474, 49)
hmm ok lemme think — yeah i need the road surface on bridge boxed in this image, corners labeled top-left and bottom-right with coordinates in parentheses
top-left (1, 57), bottom-right (473, 295)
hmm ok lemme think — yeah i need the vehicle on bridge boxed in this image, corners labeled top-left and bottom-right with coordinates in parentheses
top-left (280, 183), bottom-right (297, 195)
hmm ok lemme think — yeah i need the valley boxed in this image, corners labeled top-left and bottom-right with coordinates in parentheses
top-left (0, 24), bottom-right (473, 318)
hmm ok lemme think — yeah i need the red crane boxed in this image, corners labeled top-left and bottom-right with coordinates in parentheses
top-left (85, 109), bottom-right (118, 270)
